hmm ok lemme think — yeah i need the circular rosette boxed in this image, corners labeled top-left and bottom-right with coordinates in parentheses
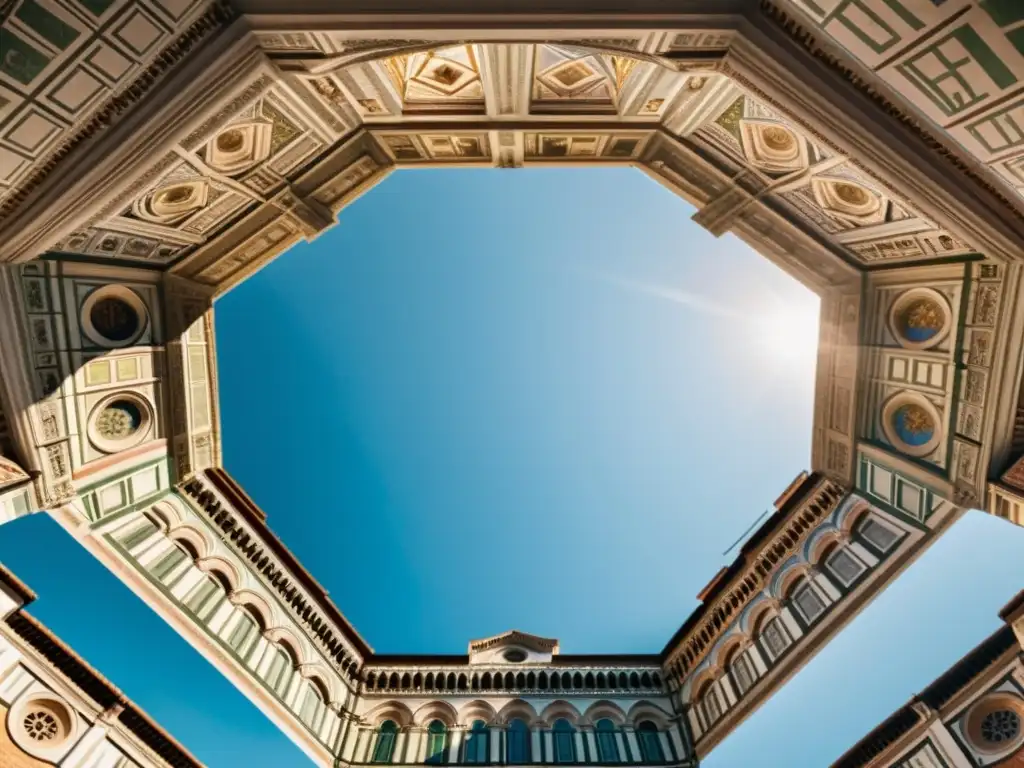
top-left (87, 392), bottom-right (153, 454)
top-left (132, 180), bottom-right (209, 225)
top-left (81, 285), bottom-right (148, 348)
top-left (881, 392), bottom-right (942, 458)
top-left (887, 287), bottom-right (951, 350)
top-left (205, 122), bottom-right (273, 176)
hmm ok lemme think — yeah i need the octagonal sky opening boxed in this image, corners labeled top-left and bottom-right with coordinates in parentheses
top-left (214, 165), bottom-right (821, 655)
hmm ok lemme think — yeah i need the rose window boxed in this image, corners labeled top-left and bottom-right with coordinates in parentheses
top-left (23, 710), bottom-right (59, 741)
top-left (980, 709), bottom-right (1020, 745)
top-left (90, 297), bottom-right (139, 343)
top-left (96, 400), bottom-right (143, 440)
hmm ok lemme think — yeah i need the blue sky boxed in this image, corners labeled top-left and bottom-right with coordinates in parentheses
top-left (0, 168), bottom-right (1021, 767)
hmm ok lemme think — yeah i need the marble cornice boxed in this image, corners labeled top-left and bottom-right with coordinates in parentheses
top-left (0, 0), bottom-right (239, 227)
top-left (179, 475), bottom-right (365, 682)
top-left (664, 477), bottom-right (845, 676)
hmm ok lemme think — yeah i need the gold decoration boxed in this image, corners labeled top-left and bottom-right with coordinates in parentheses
top-left (762, 125), bottom-right (794, 151)
top-left (833, 182), bottom-right (871, 207)
top-left (216, 129), bottom-right (244, 153)
top-left (899, 404), bottom-right (934, 435)
top-left (903, 299), bottom-right (943, 332)
top-left (157, 186), bottom-right (194, 206)
top-left (555, 63), bottom-right (592, 87)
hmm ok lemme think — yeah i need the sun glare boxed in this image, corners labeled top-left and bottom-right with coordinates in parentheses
top-left (752, 297), bottom-right (821, 369)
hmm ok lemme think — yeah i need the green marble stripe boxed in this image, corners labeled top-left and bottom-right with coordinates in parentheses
top-left (0, 29), bottom-right (50, 86)
top-left (981, 0), bottom-right (1024, 27)
top-left (16, 0), bottom-right (79, 50)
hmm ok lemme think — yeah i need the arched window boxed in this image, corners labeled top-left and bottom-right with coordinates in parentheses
top-left (226, 605), bottom-right (262, 658)
top-left (507, 718), bottom-right (530, 763)
top-left (300, 681), bottom-right (327, 732)
top-left (184, 570), bottom-right (230, 618)
top-left (122, 517), bottom-right (159, 551)
top-left (823, 544), bottom-right (865, 587)
top-left (373, 720), bottom-right (398, 763)
top-left (151, 539), bottom-right (197, 583)
top-left (595, 719), bottom-right (619, 762)
top-left (552, 719), bottom-right (575, 763)
top-left (727, 649), bottom-right (754, 695)
top-left (425, 719), bottom-right (447, 765)
top-left (698, 683), bottom-right (721, 726)
top-left (854, 515), bottom-right (900, 553)
top-left (790, 577), bottom-right (825, 624)
top-left (757, 615), bottom-right (791, 659)
top-left (465, 720), bottom-right (489, 764)
top-left (636, 722), bottom-right (664, 763)
top-left (265, 643), bottom-right (296, 697)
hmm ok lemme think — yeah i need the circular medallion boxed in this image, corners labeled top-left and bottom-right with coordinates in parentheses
top-left (981, 710), bottom-right (1020, 745)
top-left (503, 649), bottom-right (527, 663)
top-left (216, 129), bottom-right (245, 153)
top-left (156, 185), bottom-right (194, 206)
top-left (887, 288), bottom-right (952, 350)
top-left (24, 710), bottom-right (59, 741)
top-left (899, 298), bottom-right (944, 343)
top-left (891, 404), bottom-right (934, 447)
top-left (96, 400), bottom-right (143, 441)
top-left (9, 697), bottom-right (74, 759)
top-left (881, 393), bottom-right (942, 458)
top-left (88, 393), bottom-right (152, 454)
top-left (762, 126), bottom-right (793, 152)
top-left (81, 286), bottom-right (148, 348)
top-left (834, 182), bottom-right (870, 207)
top-left (965, 694), bottom-right (1024, 755)
top-left (90, 297), bottom-right (139, 343)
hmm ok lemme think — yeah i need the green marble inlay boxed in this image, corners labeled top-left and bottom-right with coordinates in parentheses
top-left (0, 29), bottom-right (51, 86)
top-left (898, 24), bottom-right (1016, 117)
top-left (825, 0), bottom-right (924, 56)
top-left (981, 0), bottom-right (1024, 27)
top-left (78, 0), bottom-right (117, 17)
top-left (16, 0), bottom-right (80, 50)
